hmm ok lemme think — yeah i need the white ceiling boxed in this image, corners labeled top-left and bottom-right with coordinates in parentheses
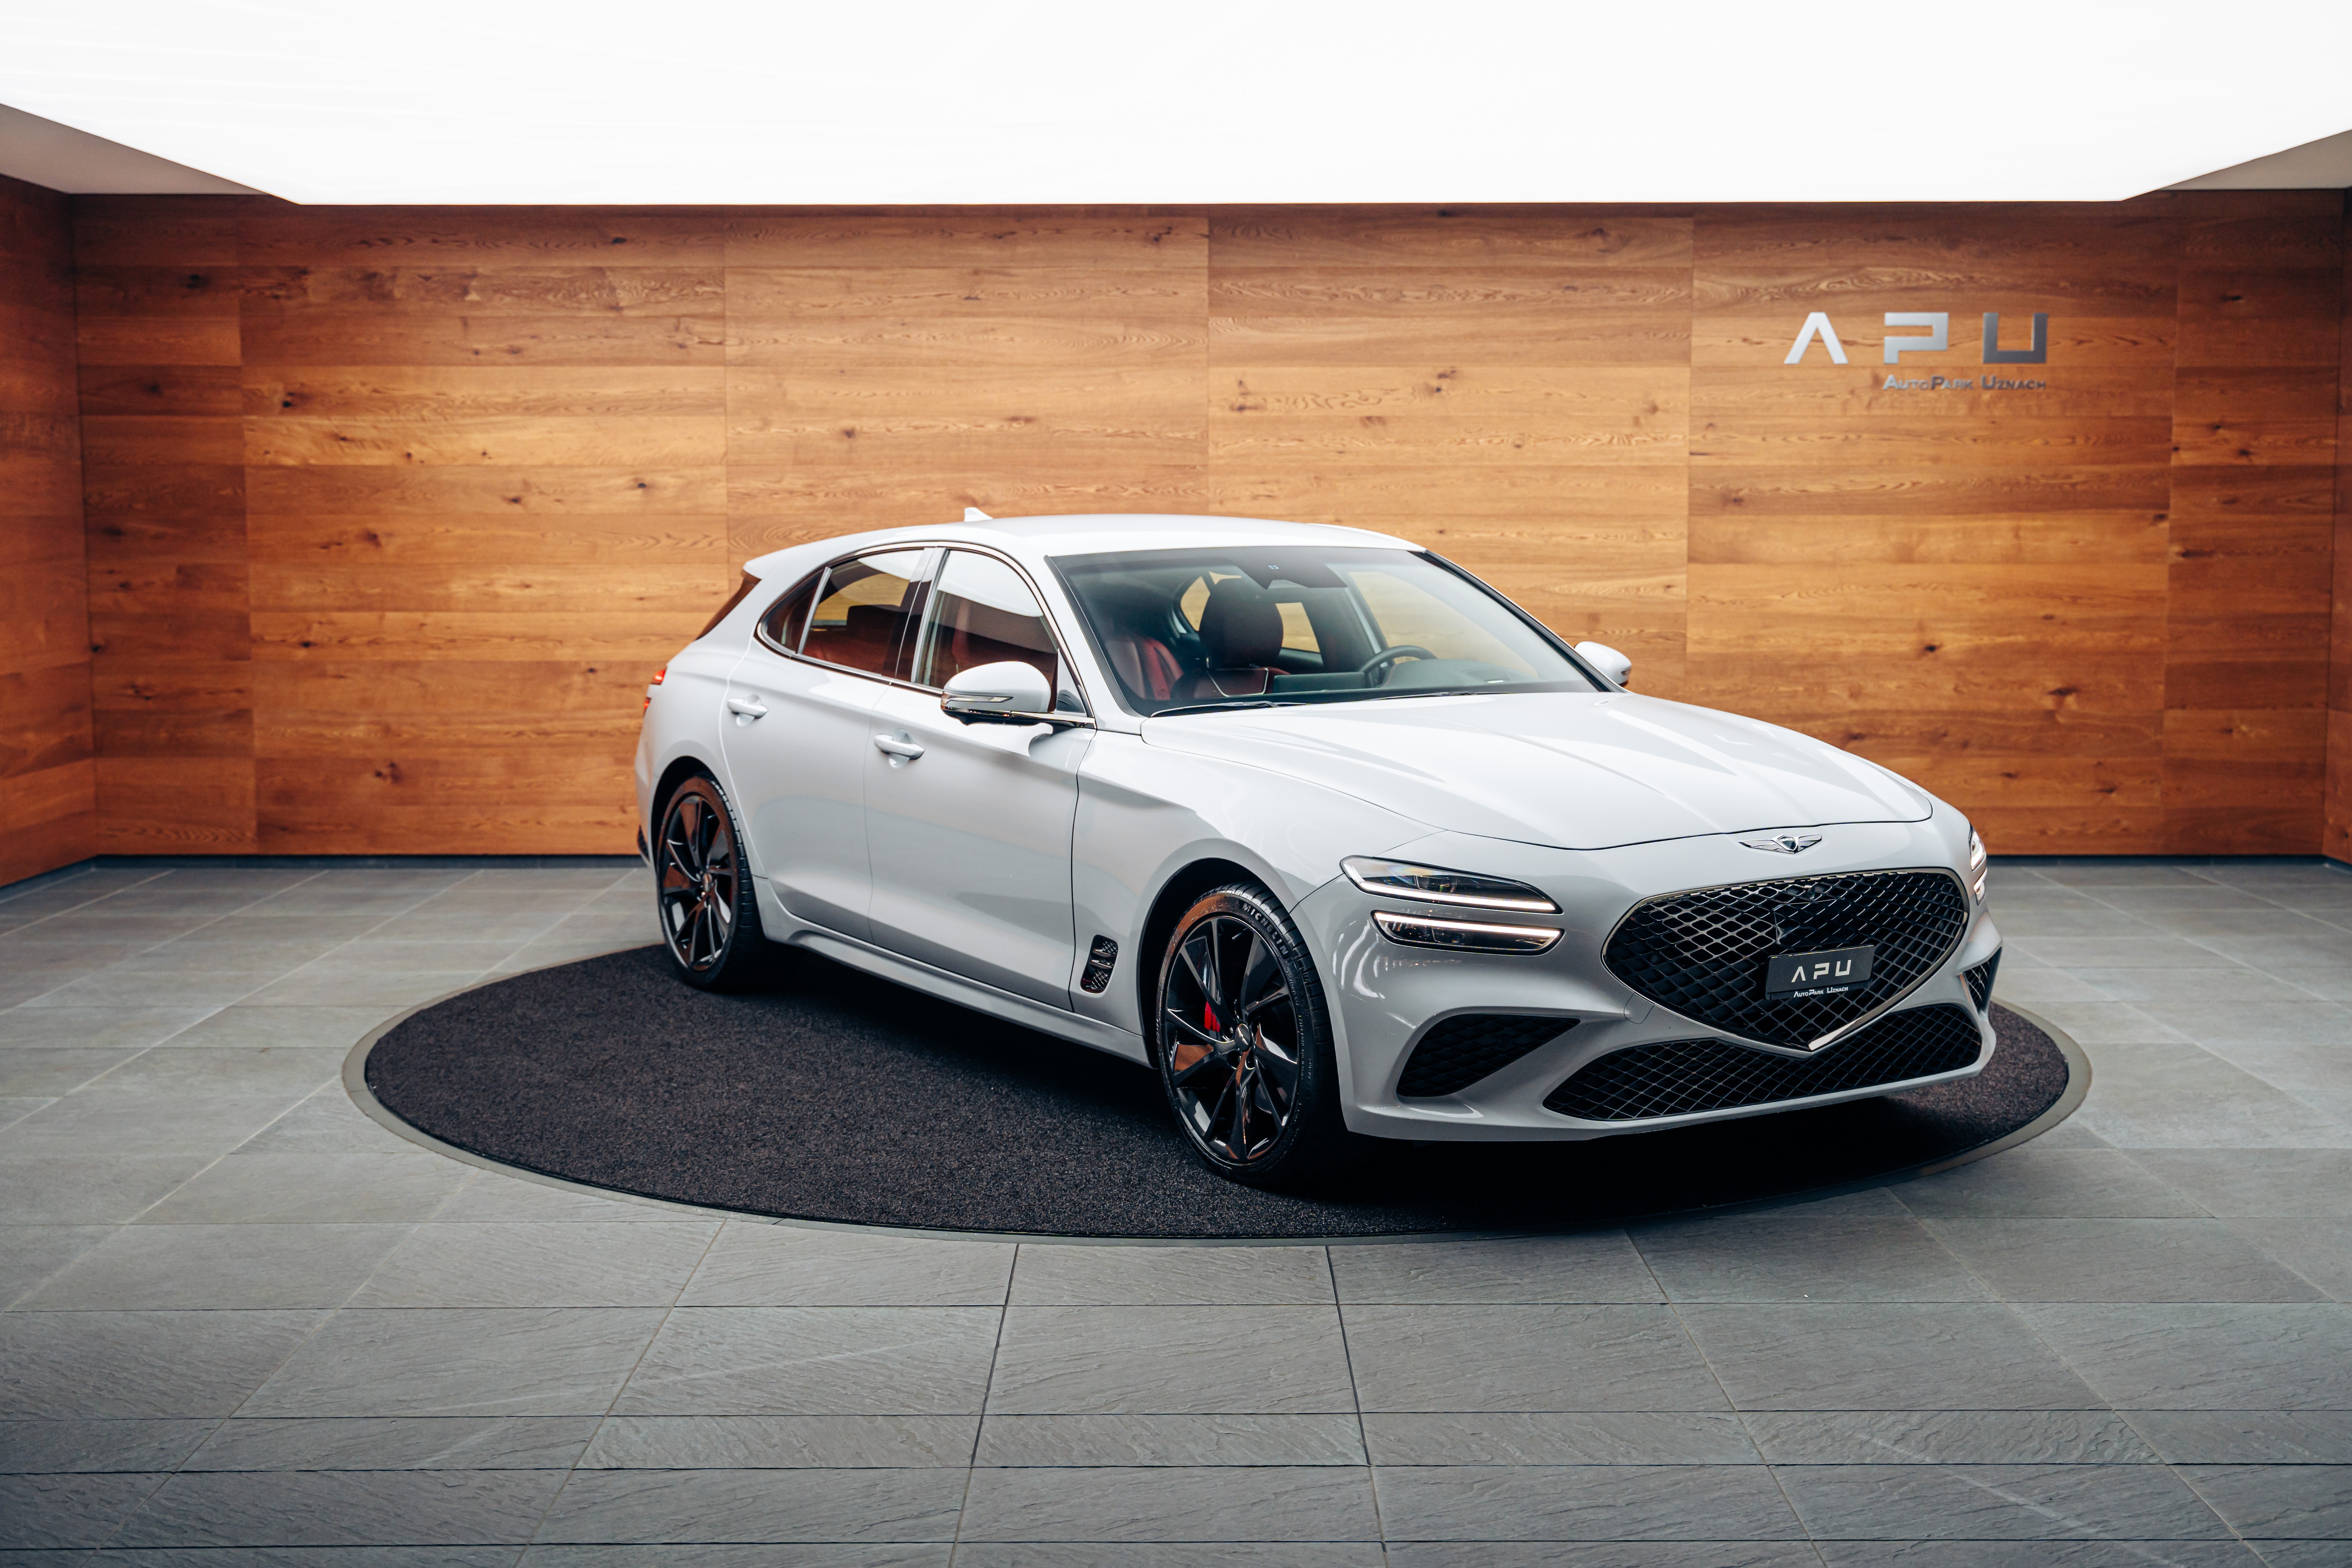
top-left (3, 0), bottom-right (2348, 204)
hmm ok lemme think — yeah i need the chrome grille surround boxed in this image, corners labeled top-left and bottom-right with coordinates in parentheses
top-left (1602, 868), bottom-right (1970, 1055)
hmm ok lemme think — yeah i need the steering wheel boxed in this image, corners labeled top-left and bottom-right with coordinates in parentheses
top-left (1360, 645), bottom-right (1439, 687)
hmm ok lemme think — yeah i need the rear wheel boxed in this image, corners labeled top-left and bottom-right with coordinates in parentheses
top-left (1154, 882), bottom-right (1368, 1188)
top-left (654, 773), bottom-right (772, 991)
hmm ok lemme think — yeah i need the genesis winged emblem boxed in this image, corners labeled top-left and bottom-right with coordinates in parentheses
top-left (1740, 832), bottom-right (1822, 855)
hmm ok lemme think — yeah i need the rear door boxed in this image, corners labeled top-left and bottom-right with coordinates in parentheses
top-left (863, 548), bottom-right (1092, 1006)
top-left (721, 547), bottom-right (929, 942)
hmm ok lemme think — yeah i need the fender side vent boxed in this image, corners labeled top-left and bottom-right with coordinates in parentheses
top-left (1079, 936), bottom-right (1118, 994)
top-left (1963, 950), bottom-right (2001, 1012)
top-left (1398, 1014), bottom-right (1577, 1098)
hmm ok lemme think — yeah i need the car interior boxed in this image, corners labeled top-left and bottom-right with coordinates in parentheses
top-left (1057, 547), bottom-right (1594, 713)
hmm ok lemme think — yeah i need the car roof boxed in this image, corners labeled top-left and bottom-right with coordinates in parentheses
top-left (740, 514), bottom-right (1420, 579)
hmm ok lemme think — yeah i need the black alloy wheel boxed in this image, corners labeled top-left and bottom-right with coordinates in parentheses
top-left (655, 774), bottom-right (771, 991)
top-left (1154, 882), bottom-right (1366, 1187)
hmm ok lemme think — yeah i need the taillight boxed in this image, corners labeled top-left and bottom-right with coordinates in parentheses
top-left (644, 666), bottom-right (666, 712)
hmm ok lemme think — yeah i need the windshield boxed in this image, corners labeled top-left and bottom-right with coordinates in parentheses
top-left (1050, 546), bottom-right (1600, 715)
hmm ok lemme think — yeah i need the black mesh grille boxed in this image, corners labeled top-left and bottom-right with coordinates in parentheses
top-left (1544, 1002), bottom-right (1984, 1123)
top-left (1397, 1015), bottom-right (1577, 1098)
top-left (1964, 950), bottom-right (2001, 1012)
top-left (1604, 869), bottom-right (1968, 1047)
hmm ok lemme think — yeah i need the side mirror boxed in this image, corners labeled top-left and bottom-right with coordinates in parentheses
top-left (941, 660), bottom-right (1055, 725)
top-left (1575, 641), bottom-right (1632, 689)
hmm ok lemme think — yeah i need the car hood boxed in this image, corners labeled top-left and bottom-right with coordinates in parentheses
top-left (1139, 692), bottom-right (1932, 851)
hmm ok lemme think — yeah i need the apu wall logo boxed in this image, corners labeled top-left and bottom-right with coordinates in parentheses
top-left (1784, 311), bottom-right (2049, 391)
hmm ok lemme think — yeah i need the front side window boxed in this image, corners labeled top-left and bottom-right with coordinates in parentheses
top-left (913, 550), bottom-right (1069, 700)
top-left (1053, 545), bottom-right (1598, 715)
top-left (800, 549), bottom-right (928, 678)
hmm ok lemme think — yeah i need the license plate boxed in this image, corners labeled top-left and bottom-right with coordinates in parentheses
top-left (1764, 944), bottom-right (1875, 999)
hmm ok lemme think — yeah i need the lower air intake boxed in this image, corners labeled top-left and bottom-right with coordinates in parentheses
top-left (1963, 950), bottom-right (2001, 1012)
top-left (1542, 1003), bottom-right (1984, 1123)
top-left (1397, 1014), bottom-right (1577, 1098)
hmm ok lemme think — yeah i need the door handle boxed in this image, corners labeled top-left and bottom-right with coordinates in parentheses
top-left (726, 695), bottom-right (769, 720)
top-left (872, 733), bottom-right (926, 763)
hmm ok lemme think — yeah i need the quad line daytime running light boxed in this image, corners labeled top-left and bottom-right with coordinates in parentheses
top-left (1372, 910), bottom-right (1562, 954)
top-left (1967, 829), bottom-right (1988, 902)
top-left (1341, 857), bottom-right (1559, 913)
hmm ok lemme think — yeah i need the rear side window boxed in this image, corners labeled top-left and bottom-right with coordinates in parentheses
top-left (800, 549), bottom-right (928, 678)
top-left (756, 573), bottom-right (819, 652)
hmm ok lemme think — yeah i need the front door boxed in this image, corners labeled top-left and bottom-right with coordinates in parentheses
top-left (863, 548), bottom-right (1090, 1007)
top-left (721, 547), bottom-right (929, 942)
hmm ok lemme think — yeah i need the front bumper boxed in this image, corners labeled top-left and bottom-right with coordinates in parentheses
top-left (1294, 816), bottom-right (2002, 1141)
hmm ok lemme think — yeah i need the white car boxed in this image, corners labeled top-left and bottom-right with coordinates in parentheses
top-left (636, 513), bottom-right (2003, 1187)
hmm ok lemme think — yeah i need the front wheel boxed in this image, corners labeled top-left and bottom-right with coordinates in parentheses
top-left (1154, 882), bottom-right (1369, 1188)
top-left (654, 773), bottom-right (773, 991)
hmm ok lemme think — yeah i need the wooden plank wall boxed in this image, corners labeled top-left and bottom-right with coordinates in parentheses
top-left (0, 173), bottom-right (93, 885)
top-left (2331, 190), bottom-right (2352, 866)
top-left (63, 195), bottom-right (2347, 858)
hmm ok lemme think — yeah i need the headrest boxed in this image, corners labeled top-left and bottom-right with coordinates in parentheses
top-left (1197, 579), bottom-right (1283, 669)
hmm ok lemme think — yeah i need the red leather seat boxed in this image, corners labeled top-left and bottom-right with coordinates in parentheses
top-left (1106, 634), bottom-right (1183, 701)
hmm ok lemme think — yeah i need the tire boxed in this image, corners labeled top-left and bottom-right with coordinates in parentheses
top-left (653, 772), bottom-right (774, 992)
top-left (1152, 881), bottom-right (1370, 1188)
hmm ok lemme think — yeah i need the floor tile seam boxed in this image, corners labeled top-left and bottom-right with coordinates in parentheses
top-left (0, 889), bottom-right (254, 1010)
top-left (1322, 1245), bottom-right (1388, 1556)
top-left (208, 883), bottom-right (580, 1173)
top-left (947, 1256), bottom-right (1017, 1566)
top-left (85, 1266), bottom-right (351, 1554)
top-left (519, 1219), bottom-right (731, 1552)
top-left (226, 867), bottom-right (585, 1004)
top-left (2093, 1443), bottom-right (2265, 1558)
top-left (0, 862), bottom-right (106, 911)
top-left (2146, 919), bottom-right (2352, 1006)
top-left (1986, 1293), bottom-right (2249, 1546)
top-left (102, 1063), bottom-right (322, 1231)
top-left (88, 874), bottom-right (341, 1020)
top-left (0, 869), bottom-right (171, 935)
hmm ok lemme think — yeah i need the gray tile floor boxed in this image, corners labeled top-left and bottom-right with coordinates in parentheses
top-left (1, 858), bottom-right (2348, 1564)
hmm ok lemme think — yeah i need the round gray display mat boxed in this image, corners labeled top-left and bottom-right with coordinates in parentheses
top-left (350, 943), bottom-right (2085, 1242)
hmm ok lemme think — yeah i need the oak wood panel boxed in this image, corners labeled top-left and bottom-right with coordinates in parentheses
top-left (1691, 206), bottom-right (2188, 850)
top-left (2165, 202), bottom-right (2341, 851)
top-left (59, 194), bottom-right (2352, 859)
top-left (245, 366), bottom-right (727, 419)
top-left (1209, 209), bottom-right (1693, 268)
top-left (227, 206), bottom-right (737, 850)
top-left (236, 207), bottom-right (730, 266)
top-left (2330, 194), bottom-right (2352, 867)
top-left (1, 174), bottom-right (93, 885)
top-left (68, 198), bottom-right (253, 854)
top-left (79, 365), bottom-right (245, 418)
top-left (723, 210), bottom-right (1209, 269)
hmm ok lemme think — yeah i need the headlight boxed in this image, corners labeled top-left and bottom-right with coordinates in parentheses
top-left (1341, 856), bottom-right (1559, 913)
top-left (1372, 910), bottom-right (1561, 953)
top-left (1967, 829), bottom-right (1988, 902)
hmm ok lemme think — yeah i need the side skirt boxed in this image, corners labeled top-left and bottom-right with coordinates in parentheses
top-left (754, 877), bottom-right (1148, 1065)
